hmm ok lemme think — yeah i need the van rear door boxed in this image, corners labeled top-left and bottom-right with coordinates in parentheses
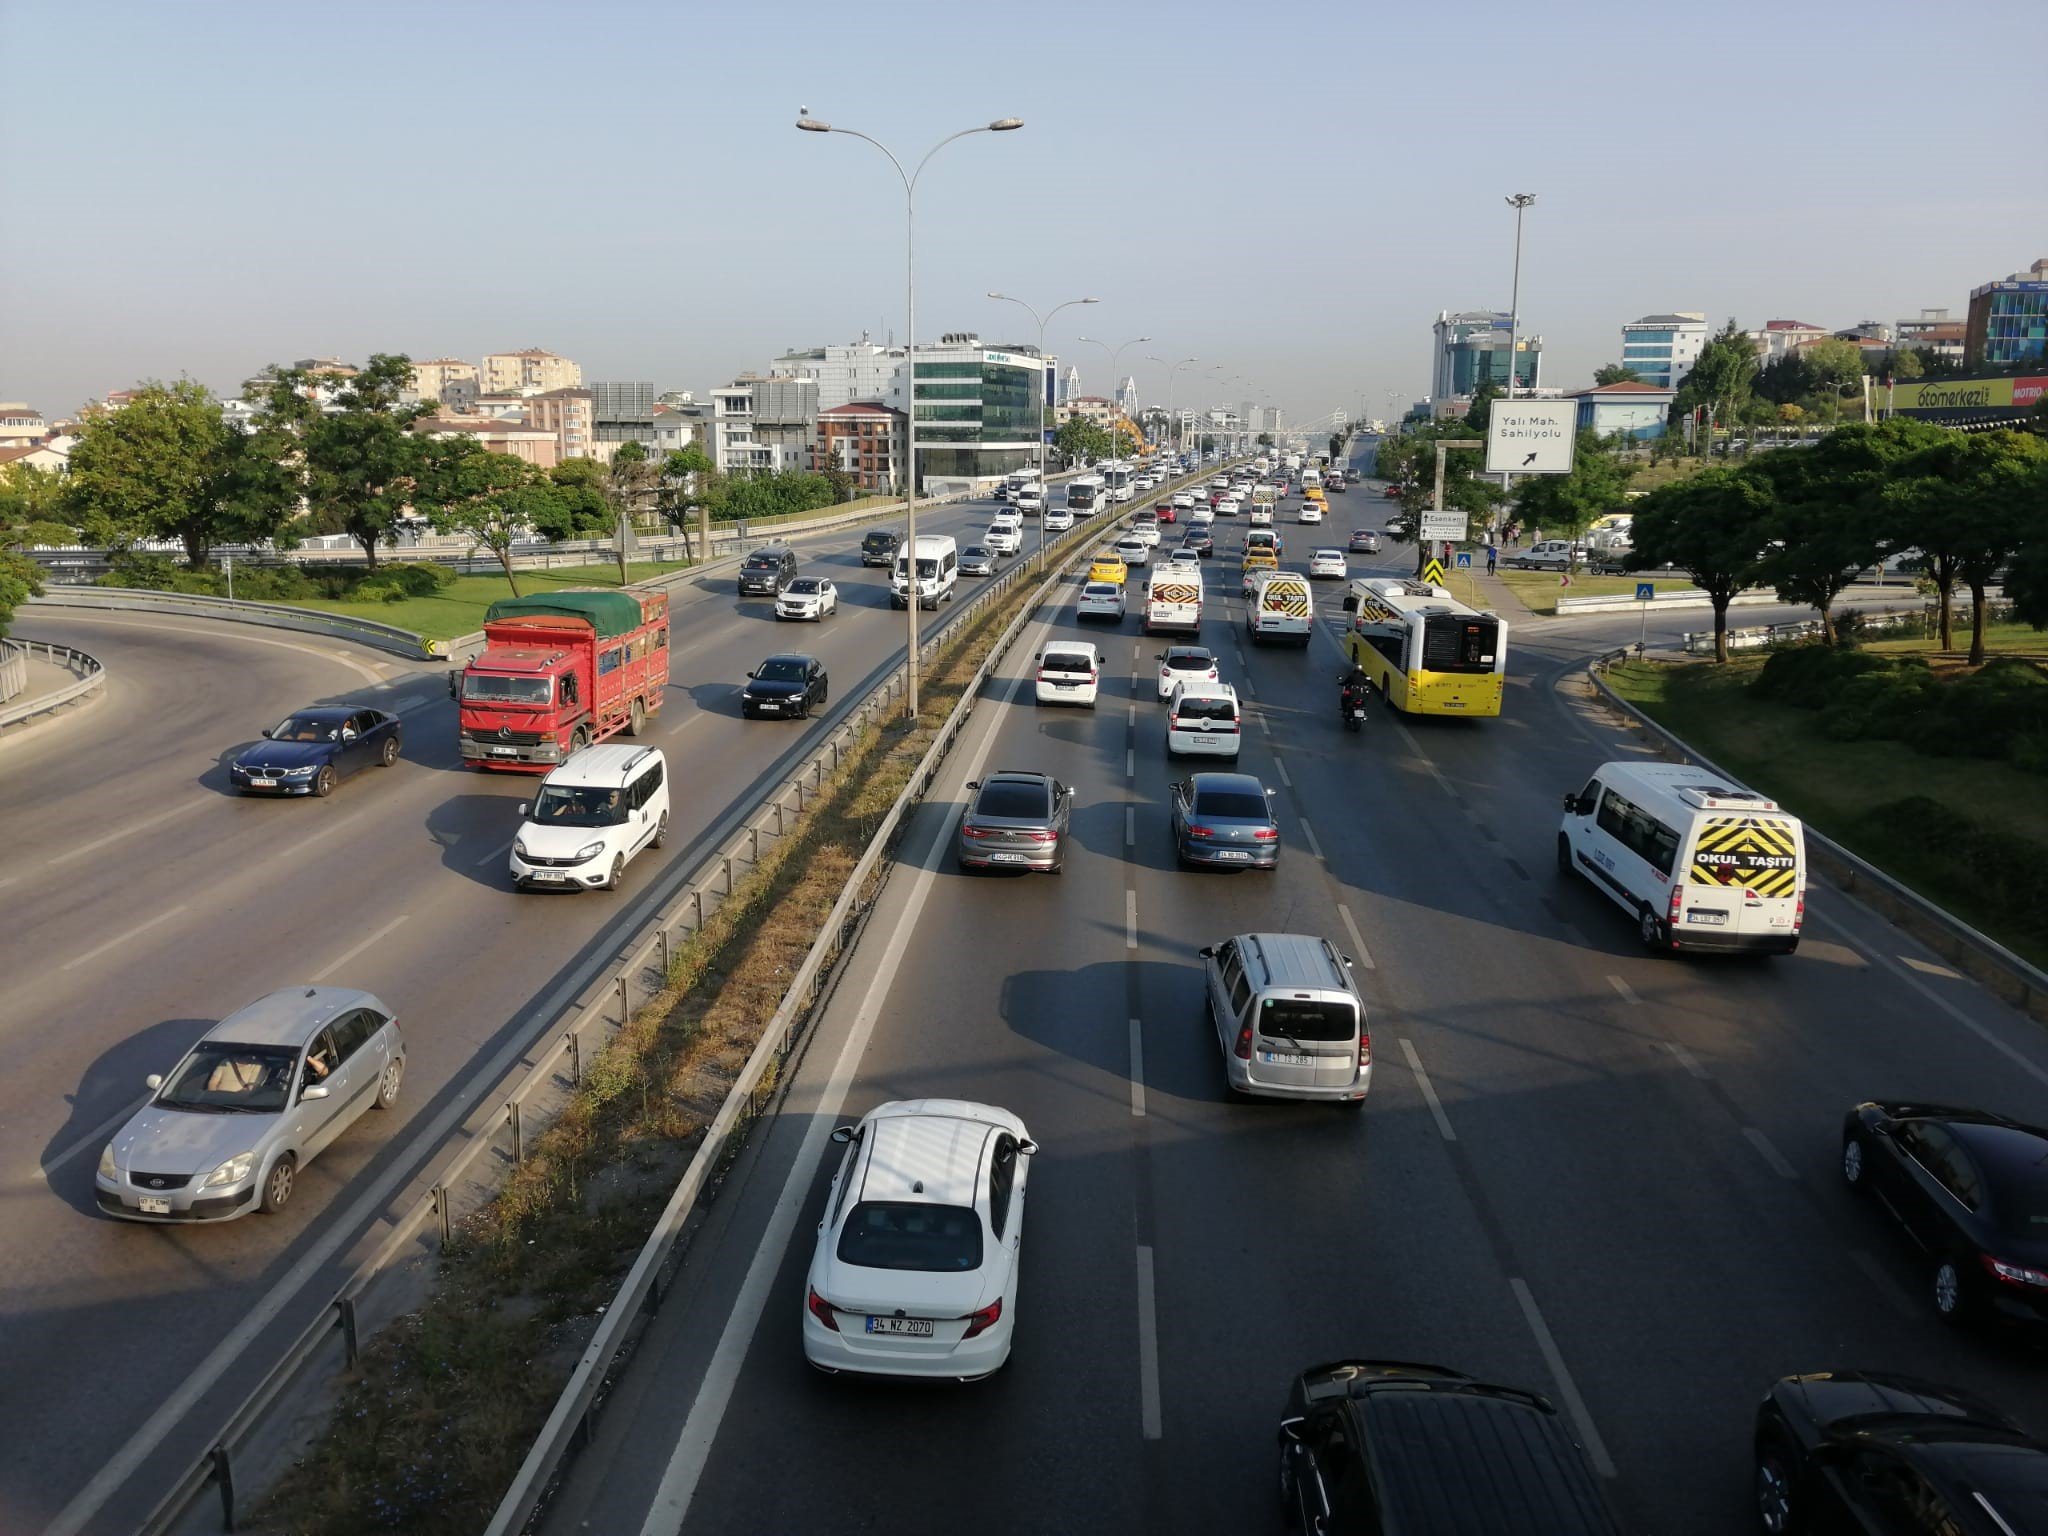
top-left (1249, 997), bottom-right (1359, 1091)
top-left (1678, 814), bottom-right (1803, 943)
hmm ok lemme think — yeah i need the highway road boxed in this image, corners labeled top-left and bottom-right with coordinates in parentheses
top-left (0, 478), bottom-right (1138, 1535)
top-left (536, 442), bottom-right (2048, 1536)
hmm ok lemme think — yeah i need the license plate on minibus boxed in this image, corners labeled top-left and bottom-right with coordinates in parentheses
top-left (1686, 910), bottom-right (1729, 926)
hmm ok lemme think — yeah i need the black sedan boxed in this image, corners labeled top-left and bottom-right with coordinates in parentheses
top-left (1842, 1100), bottom-right (2048, 1327)
top-left (741, 654), bottom-right (828, 720)
top-left (1754, 1370), bottom-right (2048, 1536)
top-left (1180, 528), bottom-right (1215, 558)
top-left (230, 706), bottom-right (401, 797)
top-left (1170, 773), bottom-right (1279, 870)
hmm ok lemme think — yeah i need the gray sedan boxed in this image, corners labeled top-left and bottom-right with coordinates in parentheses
top-left (96, 986), bottom-right (405, 1222)
top-left (957, 770), bottom-right (1071, 873)
top-left (1170, 772), bottom-right (1280, 870)
top-left (960, 544), bottom-right (998, 576)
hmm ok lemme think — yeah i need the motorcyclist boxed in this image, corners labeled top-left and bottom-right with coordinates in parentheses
top-left (1338, 663), bottom-right (1372, 713)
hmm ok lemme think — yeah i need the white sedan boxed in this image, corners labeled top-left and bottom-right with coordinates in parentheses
top-left (1041, 507), bottom-right (1074, 532)
top-left (1077, 580), bottom-right (1128, 621)
top-left (1308, 549), bottom-right (1349, 580)
top-left (803, 1099), bottom-right (1035, 1381)
top-left (1189, 505), bottom-right (1215, 526)
top-left (775, 577), bottom-right (839, 620)
top-left (1114, 537), bottom-right (1151, 568)
top-left (1170, 492), bottom-right (1196, 512)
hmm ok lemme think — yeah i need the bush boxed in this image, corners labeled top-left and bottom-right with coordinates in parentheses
top-left (1750, 643), bottom-right (1893, 707)
top-left (1815, 664), bottom-right (1934, 741)
top-left (377, 561), bottom-right (456, 596)
top-left (1860, 796), bottom-right (2048, 944)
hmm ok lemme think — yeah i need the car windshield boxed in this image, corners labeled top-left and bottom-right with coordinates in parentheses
top-left (965, 547), bottom-right (990, 559)
top-left (744, 554), bottom-right (783, 570)
top-left (785, 579), bottom-right (822, 595)
top-left (530, 783), bottom-right (627, 826)
top-left (463, 674), bottom-right (552, 705)
top-left (1260, 998), bottom-right (1356, 1042)
top-left (157, 1042), bottom-right (299, 1114)
top-left (756, 658), bottom-right (811, 683)
top-left (975, 782), bottom-right (1051, 819)
top-left (837, 1200), bottom-right (984, 1273)
top-left (1195, 789), bottom-right (1267, 819)
top-left (269, 714), bottom-right (342, 742)
top-left (1175, 696), bottom-right (1237, 723)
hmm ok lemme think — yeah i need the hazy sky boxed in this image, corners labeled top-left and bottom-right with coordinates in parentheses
top-left (4, 0), bottom-right (2044, 425)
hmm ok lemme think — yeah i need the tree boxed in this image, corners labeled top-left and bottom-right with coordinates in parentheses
top-left (1593, 364), bottom-right (1642, 387)
top-left (1510, 431), bottom-right (1634, 552)
top-left (0, 462), bottom-right (75, 550)
top-left (412, 441), bottom-right (555, 596)
top-left (537, 457), bottom-right (614, 542)
top-left (1670, 320), bottom-right (1759, 443)
top-left (1877, 419), bottom-right (2001, 650)
top-left (1463, 379), bottom-right (1501, 432)
top-left (1748, 425), bottom-right (1899, 643)
top-left (1255, 432), bottom-right (1274, 448)
top-left (1630, 467), bottom-right (1772, 662)
top-left (64, 380), bottom-right (298, 568)
top-left (0, 549), bottom-right (42, 638)
top-left (1754, 352), bottom-right (1816, 406)
top-left (605, 441), bottom-right (659, 584)
top-left (1887, 348), bottom-right (1925, 381)
top-left (248, 354), bottom-right (432, 568)
top-left (1898, 430), bottom-right (2048, 662)
top-left (1801, 339), bottom-right (1866, 424)
top-left (1055, 415), bottom-right (1111, 465)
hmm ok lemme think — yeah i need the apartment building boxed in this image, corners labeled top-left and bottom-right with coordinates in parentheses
top-left (525, 387), bottom-right (596, 461)
top-left (481, 348), bottom-right (582, 395)
top-left (410, 358), bottom-right (480, 411)
top-left (816, 402), bottom-right (904, 492)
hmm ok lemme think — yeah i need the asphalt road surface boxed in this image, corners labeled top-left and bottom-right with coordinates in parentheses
top-left (0, 477), bottom-right (1158, 1536)
top-left (534, 444), bottom-right (2048, 1536)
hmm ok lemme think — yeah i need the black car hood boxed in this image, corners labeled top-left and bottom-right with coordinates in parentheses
top-left (234, 739), bottom-right (335, 770)
top-left (745, 679), bottom-right (806, 698)
top-left (1781, 1370), bottom-right (2015, 1436)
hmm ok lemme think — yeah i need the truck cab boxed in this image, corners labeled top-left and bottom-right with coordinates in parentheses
top-left (458, 589), bottom-right (669, 771)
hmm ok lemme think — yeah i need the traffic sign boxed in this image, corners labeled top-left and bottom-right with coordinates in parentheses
top-left (1484, 400), bottom-right (1578, 475)
top-left (1420, 558), bottom-right (1447, 585)
top-left (1418, 511), bottom-right (1468, 540)
top-left (1455, 552), bottom-right (1473, 569)
top-left (1636, 582), bottom-right (1656, 602)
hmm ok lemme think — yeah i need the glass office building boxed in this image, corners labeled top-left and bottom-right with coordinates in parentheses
top-left (910, 341), bottom-right (1046, 484)
top-left (1430, 311), bottom-right (1542, 398)
top-left (1618, 313), bottom-right (1708, 389)
top-left (1968, 260), bottom-right (2048, 367)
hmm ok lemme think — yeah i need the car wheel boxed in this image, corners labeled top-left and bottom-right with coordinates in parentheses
top-left (1841, 1132), bottom-right (1868, 1191)
top-left (1556, 834), bottom-right (1574, 877)
top-left (374, 1056), bottom-right (404, 1110)
top-left (378, 737), bottom-right (400, 767)
top-left (1639, 906), bottom-right (1664, 951)
top-left (626, 699), bottom-right (646, 737)
top-left (604, 854), bottom-right (625, 892)
top-left (653, 811), bottom-right (668, 849)
top-left (1754, 1437), bottom-right (1800, 1535)
top-left (313, 765), bottom-right (337, 798)
top-left (260, 1155), bottom-right (296, 1214)
top-left (1932, 1257), bottom-right (1973, 1326)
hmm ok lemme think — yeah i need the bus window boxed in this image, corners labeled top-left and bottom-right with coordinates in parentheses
top-left (1422, 616), bottom-right (1499, 674)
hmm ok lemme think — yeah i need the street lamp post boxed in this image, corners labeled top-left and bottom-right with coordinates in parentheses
top-left (1148, 356), bottom-right (1199, 460)
top-left (798, 111), bottom-right (1023, 719)
top-left (1076, 335), bottom-right (1150, 461)
top-left (987, 292), bottom-right (1095, 541)
top-left (1503, 193), bottom-right (1535, 403)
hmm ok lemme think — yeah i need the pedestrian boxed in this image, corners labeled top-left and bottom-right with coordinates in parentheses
top-left (1486, 544), bottom-right (1498, 575)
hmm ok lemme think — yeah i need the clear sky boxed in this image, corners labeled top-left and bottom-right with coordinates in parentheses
top-left (3, 0), bottom-right (2043, 425)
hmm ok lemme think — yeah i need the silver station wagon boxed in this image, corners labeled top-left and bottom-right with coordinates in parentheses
top-left (96, 986), bottom-right (406, 1222)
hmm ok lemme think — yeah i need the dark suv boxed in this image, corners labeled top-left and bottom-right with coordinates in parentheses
top-left (739, 546), bottom-right (797, 596)
top-left (860, 529), bottom-right (902, 568)
top-left (1279, 1360), bottom-right (1618, 1535)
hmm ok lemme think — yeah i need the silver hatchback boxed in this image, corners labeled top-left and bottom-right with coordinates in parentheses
top-left (957, 771), bottom-right (1072, 873)
top-left (96, 986), bottom-right (406, 1222)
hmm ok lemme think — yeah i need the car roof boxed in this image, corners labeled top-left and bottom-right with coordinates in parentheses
top-left (858, 1102), bottom-right (1016, 1206)
top-left (544, 743), bottom-right (664, 788)
top-left (1171, 679), bottom-right (1237, 702)
top-left (1235, 932), bottom-right (1351, 990)
top-left (1043, 638), bottom-right (1097, 654)
top-left (1946, 1118), bottom-right (2048, 1180)
top-left (1189, 771), bottom-right (1267, 799)
top-left (209, 986), bottom-right (386, 1047)
top-left (762, 652), bottom-right (817, 666)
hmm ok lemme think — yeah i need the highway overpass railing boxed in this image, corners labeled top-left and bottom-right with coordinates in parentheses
top-left (0, 637), bottom-right (108, 732)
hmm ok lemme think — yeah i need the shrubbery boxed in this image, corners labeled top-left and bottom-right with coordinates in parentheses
top-left (1754, 642), bottom-right (2048, 771)
top-left (99, 556), bottom-right (454, 603)
top-left (1859, 796), bottom-right (2048, 951)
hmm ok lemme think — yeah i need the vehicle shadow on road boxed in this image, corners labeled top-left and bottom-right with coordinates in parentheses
top-left (424, 789), bottom-right (530, 887)
top-left (39, 1016), bottom-right (219, 1214)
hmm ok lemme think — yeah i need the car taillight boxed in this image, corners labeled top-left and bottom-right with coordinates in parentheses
top-left (961, 823), bottom-right (989, 840)
top-left (1667, 883), bottom-right (1683, 944)
top-left (960, 1297), bottom-right (1004, 1339)
top-left (1234, 1022), bottom-right (1253, 1060)
top-left (1793, 892), bottom-right (1806, 933)
top-left (1025, 829), bottom-right (1057, 843)
top-left (1359, 1033), bottom-right (1372, 1068)
top-left (806, 1287), bottom-right (840, 1331)
top-left (1253, 827), bottom-right (1278, 841)
top-left (1982, 1253), bottom-right (2048, 1288)
top-left (1188, 825), bottom-right (1213, 838)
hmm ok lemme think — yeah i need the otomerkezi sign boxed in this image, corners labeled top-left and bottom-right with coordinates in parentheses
top-left (1484, 400), bottom-right (1578, 475)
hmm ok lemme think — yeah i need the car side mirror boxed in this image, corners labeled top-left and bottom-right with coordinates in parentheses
top-left (145, 1073), bottom-right (163, 1091)
top-left (518, 803), bottom-right (531, 816)
top-left (301, 1084), bottom-right (330, 1101)
top-left (1018, 1138), bottom-right (1040, 1156)
top-left (1278, 1415), bottom-right (1306, 1443)
top-left (1267, 787), bottom-right (1277, 796)
top-left (966, 780), bottom-right (980, 792)
top-left (746, 669), bottom-right (757, 679)
top-left (829, 1125), bottom-right (855, 1145)
top-left (1562, 792), bottom-right (1579, 812)
top-left (1198, 945), bottom-right (1215, 959)
top-left (446, 674), bottom-right (460, 699)
top-left (1097, 655), bottom-right (1107, 666)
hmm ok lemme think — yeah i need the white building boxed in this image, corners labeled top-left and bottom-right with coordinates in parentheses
top-left (1118, 376), bottom-right (1138, 418)
top-left (771, 339), bottom-right (907, 412)
top-left (1744, 319), bottom-right (1830, 364)
top-left (712, 382), bottom-right (782, 475)
top-left (0, 403), bottom-right (48, 449)
top-left (1619, 313), bottom-right (1709, 390)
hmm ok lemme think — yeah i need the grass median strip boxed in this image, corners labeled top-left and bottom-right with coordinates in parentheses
top-left (258, 569), bottom-right (1050, 1534)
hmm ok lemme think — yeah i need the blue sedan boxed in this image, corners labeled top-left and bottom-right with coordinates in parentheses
top-left (230, 706), bottom-right (402, 797)
top-left (1170, 772), bottom-right (1280, 870)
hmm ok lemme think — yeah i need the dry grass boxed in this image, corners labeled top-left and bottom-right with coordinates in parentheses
top-left (255, 575), bottom-right (1040, 1535)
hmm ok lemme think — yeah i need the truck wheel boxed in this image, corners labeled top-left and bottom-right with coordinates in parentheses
top-left (625, 699), bottom-right (646, 737)
top-left (572, 725), bottom-right (592, 754)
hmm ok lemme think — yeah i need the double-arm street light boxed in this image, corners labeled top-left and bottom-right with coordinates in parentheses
top-left (1149, 356), bottom-right (1200, 458)
top-left (1075, 336), bottom-right (1150, 459)
top-left (798, 110), bottom-right (1023, 718)
top-left (986, 292), bottom-right (1095, 499)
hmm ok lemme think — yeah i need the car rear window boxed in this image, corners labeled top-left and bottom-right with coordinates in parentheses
top-left (1166, 651), bottom-right (1214, 670)
top-left (1174, 696), bottom-right (1237, 723)
top-left (1194, 789), bottom-right (1266, 819)
top-left (976, 782), bottom-right (1050, 819)
top-left (837, 1201), bottom-right (983, 1272)
top-left (1259, 998), bottom-right (1356, 1042)
top-left (1042, 652), bottom-right (1095, 676)
top-left (1084, 583), bottom-right (1119, 598)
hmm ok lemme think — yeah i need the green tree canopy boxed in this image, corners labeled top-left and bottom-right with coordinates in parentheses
top-left (412, 441), bottom-right (555, 596)
top-left (1747, 423), bottom-right (1908, 642)
top-left (1463, 379), bottom-right (1501, 433)
top-left (1055, 415), bottom-right (1112, 464)
top-left (1629, 466), bottom-right (1772, 661)
top-left (1593, 364), bottom-right (1641, 387)
top-left (0, 550), bottom-right (43, 638)
top-left (1670, 320), bottom-right (1759, 439)
top-left (539, 457), bottom-right (614, 541)
top-left (0, 462), bottom-right (75, 550)
top-left (1510, 431), bottom-right (1634, 547)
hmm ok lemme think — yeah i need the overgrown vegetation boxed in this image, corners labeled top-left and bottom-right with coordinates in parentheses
top-left (256, 566), bottom-right (1045, 1535)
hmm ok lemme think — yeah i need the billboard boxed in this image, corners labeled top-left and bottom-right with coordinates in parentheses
top-left (1888, 375), bottom-right (2048, 419)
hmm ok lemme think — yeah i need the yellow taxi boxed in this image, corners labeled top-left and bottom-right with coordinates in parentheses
top-left (1089, 549), bottom-right (1129, 586)
top-left (1303, 483), bottom-right (1328, 507)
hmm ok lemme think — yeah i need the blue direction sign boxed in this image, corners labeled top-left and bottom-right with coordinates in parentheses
top-left (1455, 551), bottom-right (1472, 569)
top-left (1636, 582), bottom-right (1656, 602)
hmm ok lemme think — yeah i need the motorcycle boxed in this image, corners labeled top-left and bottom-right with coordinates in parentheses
top-left (1338, 676), bottom-right (1370, 733)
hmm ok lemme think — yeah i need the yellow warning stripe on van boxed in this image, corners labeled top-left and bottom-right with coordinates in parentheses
top-left (1262, 586), bottom-right (1311, 618)
top-left (1688, 816), bottom-right (1799, 897)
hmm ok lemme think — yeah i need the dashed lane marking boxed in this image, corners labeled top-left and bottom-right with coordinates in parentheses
top-left (1744, 1126), bottom-right (1798, 1180)
top-left (1664, 1041), bottom-right (1710, 1079)
top-left (310, 914), bottom-right (412, 983)
top-left (1399, 1039), bottom-right (1455, 1141)
top-left (1128, 1018), bottom-right (1146, 1118)
top-left (1272, 755), bottom-right (1291, 788)
top-left (1337, 903), bottom-right (1375, 970)
top-left (1136, 1245), bottom-right (1163, 1440)
top-left (59, 905), bottom-right (190, 973)
top-left (1511, 1279), bottom-right (1617, 1479)
top-left (1126, 889), bottom-right (1138, 949)
top-left (1607, 975), bottom-right (1640, 1005)
top-left (1298, 817), bottom-right (1324, 860)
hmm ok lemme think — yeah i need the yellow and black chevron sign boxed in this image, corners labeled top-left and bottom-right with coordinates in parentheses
top-left (1420, 559), bottom-right (1446, 585)
top-left (1265, 587), bottom-right (1310, 618)
top-left (1688, 816), bottom-right (1799, 897)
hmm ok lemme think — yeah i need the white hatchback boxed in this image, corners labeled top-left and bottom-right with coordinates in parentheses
top-left (803, 1099), bottom-right (1036, 1381)
top-left (1036, 641), bottom-right (1106, 706)
top-left (1189, 505), bottom-right (1215, 527)
top-left (1299, 501), bottom-right (1324, 524)
top-left (1077, 580), bottom-right (1127, 622)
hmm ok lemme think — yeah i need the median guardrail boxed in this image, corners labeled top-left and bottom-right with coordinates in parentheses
top-left (24, 586), bottom-right (438, 660)
top-left (0, 637), bottom-right (108, 733)
top-left (133, 455), bottom-right (1236, 1534)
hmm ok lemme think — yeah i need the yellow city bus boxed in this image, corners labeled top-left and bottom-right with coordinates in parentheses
top-left (1341, 577), bottom-right (1507, 718)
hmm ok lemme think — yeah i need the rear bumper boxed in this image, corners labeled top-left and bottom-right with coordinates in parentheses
top-left (1223, 1058), bottom-right (1372, 1102)
top-left (1671, 927), bottom-right (1800, 956)
top-left (803, 1309), bottom-right (1012, 1380)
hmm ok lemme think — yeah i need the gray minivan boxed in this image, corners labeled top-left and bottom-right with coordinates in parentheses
top-left (1198, 933), bottom-right (1368, 1105)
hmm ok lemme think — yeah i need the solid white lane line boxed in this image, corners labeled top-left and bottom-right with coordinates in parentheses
top-left (309, 914), bottom-right (412, 983)
top-left (1900, 954), bottom-right (1961, 980)
top-left (1744, 1126), bottom-right (1798, 1180)
top-left (1337, 904), bottom-right (1376, 970)
top-left (1128, 1018), bottom-right (1146, 1118)
top-left (1136, 1245), bottom-right (1163, 1440)
top-left (47, 799), bottom-right (210, 868)
top-left (1126, 889), bottom-right (1139, 950)
top-left (1126, 747), bottom-right (1135, 779)
top-left (1399, 1039), bottom-right (1456, 1141)
top-left (1510, 1279), bottom-right (1617, 1479)
top-left (1607, 975), bottom-right (1639, 1005)
top-left (474, 836), bottom-right (517, 869)
top-left (60, 906), bottom-right (188, 973)
top-left (1664, 1041), bottom-right (1710, 1080)
top-left (1298, 817), bottom-right (1324, 860)
top-left (32, 1093), bottom-right (151, 1183)
top-left (1272, 755), bottom-right (1292, 788)
top-left (1125, 806), bottom-right (1136, 847)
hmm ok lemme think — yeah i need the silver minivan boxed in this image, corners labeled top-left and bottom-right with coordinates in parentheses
top-left (1198, 933), bottom-right (1369, 1105)
top-left (97, 986), bottom-right (405, 1221)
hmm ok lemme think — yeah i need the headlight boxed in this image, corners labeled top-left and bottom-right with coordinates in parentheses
top-left (512, 838), bottom-right (531, 860)
top-left (99, 1143), bottom-right (117, 1180)
top-left (283, 764), bottom-right (319, 777)
top-left (574, 841), bottom-right (606, 862)
top-left (204, 1152), bottom-right (257, 1188)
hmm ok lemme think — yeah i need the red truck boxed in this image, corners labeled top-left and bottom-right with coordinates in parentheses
top-left (455, 588), bottom-right (670, 771)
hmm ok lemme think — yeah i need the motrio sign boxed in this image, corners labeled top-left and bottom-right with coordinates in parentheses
top-left (1888, 374), bottom-right (2048, 418)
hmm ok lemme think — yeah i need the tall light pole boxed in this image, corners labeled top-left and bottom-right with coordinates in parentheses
top-left (988, 292), bottom-right (1095, 517)
top-left (1076, 335), bottom-right (1150, 459)
top-left (798, 110), bottom-right (1024, 719)
top-left (1503, 193), bottom-right (1536, 402)
top-left (1150, 355), bottom-right (1199, 458)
